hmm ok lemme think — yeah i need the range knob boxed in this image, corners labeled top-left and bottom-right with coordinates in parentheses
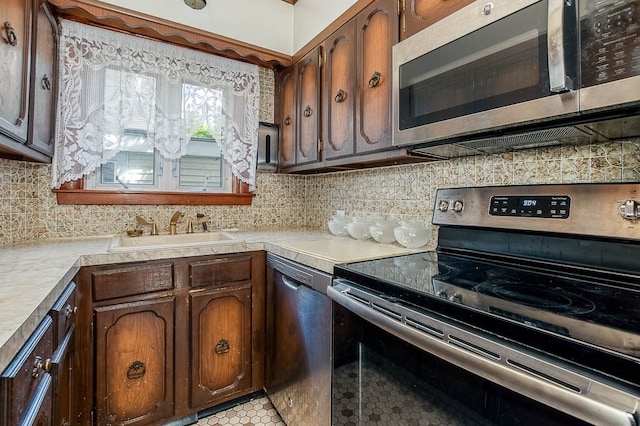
top-left (438, 200), bottom-right (449, 212)
top-left (452, 200), bottom-right (464, 212)
top-left (619, 200), bottom-right (640, 220)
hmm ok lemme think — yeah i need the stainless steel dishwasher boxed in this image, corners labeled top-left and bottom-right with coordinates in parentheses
top-left (265, 253), bottom-right (332, 426)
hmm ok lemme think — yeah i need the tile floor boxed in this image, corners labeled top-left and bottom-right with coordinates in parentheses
top-left (196, 396), bottom-right (285, 426)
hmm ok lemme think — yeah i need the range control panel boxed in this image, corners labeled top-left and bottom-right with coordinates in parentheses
top-left (432, 183), bottom-right (640, 240)
top-left (489, 195), bottom-right (571, 218)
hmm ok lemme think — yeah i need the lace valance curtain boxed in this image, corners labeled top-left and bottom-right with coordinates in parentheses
top-left (52, 19), bottom-right (260, 188)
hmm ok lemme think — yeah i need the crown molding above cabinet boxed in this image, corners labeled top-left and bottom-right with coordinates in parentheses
top-left (46, 0), bottom-right (293, 68)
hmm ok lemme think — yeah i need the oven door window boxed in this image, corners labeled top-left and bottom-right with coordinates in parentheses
top-left (332, 305), bottom-right (591, 426)
top-left (398, 0), bottom-right (576, 130)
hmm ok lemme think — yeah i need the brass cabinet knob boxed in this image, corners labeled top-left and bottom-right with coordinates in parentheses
top-left (126, 360), bottom-right (146, 380)
top-left (32, 355), bottom-right (51, 378)
top-left (368, 71), bottom-right (381, 88)
top-left (4, 22), bottom-right (17, 46)
top-left (214, 339), bottom-right (230, 355)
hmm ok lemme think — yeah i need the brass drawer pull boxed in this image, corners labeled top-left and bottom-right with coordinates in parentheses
top-left (127, 360), bottom-right (146, 379)
top-left (215, 339), bottom-right (230, 354)
top-left (368, 71), bottom-right (381, 88)
top-left (32, 355), bottom-right (51, 378)
top-left (303, 105), bottom-right (313, 117)
top-left (63, 304), bottom-right (77, 318)
top-left (4, 22), bottom-right (17, 47)
top-left (284, 115), bottom-right (292, 126)
top-left (334, 89), bottom-right (347, 103)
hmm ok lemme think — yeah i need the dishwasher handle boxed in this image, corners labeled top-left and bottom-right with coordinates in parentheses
top-left (281, 275), bottom-right (302, 290)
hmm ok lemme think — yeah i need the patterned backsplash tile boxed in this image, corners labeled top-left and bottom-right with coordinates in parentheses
top-left (0, 139), bottom-right (638, 247)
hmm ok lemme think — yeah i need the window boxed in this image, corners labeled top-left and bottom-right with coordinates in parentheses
top-left (53, 20), bottom-right (260, 205)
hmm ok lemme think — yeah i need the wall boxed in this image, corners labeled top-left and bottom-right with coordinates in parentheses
top-left (1, 64), bottom-right (639, 246)
top-left (1, 139), bottom-right (638, 247)
top-left (98, 0), bottom-right (295, 54)
top-left (293, 0), bottom-right (358, 53)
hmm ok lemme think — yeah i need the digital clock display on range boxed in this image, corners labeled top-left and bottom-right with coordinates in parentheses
top-left (490, 195), bottom-right (571, 218)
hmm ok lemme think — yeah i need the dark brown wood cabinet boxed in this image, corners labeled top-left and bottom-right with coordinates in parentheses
top-left (278, 66), bottom-right (297, 168)
top-left (278, 0), bottom-right (430, 173)
top-left (0, 316), bottom-right (54, 426)
top-left (355, 0), bottom-right (397, 154)
top-left (401, 0), bottom-right (474, 40)
top-left (27, 0), bottom-right (58, 157)
top-left (75, 252), bottom-right (266, 426)
top-left (277, 47), bottom-right (322, 168)
top-left (0, 0), bottom-right (31, 144)
top-left (190, 285), bottom-right (252, 409)
top-left (94, 298), bottom-right (175, 425)
top-left (322, 20), bottom-right (356, 161)
top-left (0, 0), bottom-right (55, 162)
top-left (49, 282), bottom-right (77, 426)
top-left (1, 281), bottom-right (78, 426)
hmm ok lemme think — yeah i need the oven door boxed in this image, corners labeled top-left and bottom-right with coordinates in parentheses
top-left (392, 0), bottom-right (579, 148)
top-left (329, 280), bottom-right (639, 426)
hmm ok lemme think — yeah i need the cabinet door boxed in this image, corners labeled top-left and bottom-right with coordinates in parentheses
top-left (94, 298), bottom-right (175, 426)
top-left (190, 284), bottom-right (252, 409)
top-left (278, 66), bottom-right (297, 168)
top-left (355, 0), bottom-right (397, 154)
top-left (402, 0), bottom-right (474, 40)
top-left (1, 317), bottom-right (53, 426)
top-left (0, 0), bottom-right (31, 142)
top-left (323, 20), bottom-right (356, 161)
top-left (27, 0), bottom-right (56, 156)
top-left (296, 47), bottom-right (321, 165)
top-left (51, 328), bottom-right (74, 426)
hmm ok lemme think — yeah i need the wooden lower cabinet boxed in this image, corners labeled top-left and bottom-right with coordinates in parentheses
top-left (190, 285), bottom-right (252, 409)
top-left (94, 298), bottom-right (175, 425)
top-left (75, 251), bottom-right (266, 426)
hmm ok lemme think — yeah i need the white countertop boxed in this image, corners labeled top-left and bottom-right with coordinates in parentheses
top-left (0, 230), bottom-right (422, 371)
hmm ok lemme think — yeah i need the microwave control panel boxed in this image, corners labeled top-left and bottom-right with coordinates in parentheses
top-left (581, 0), bottom-right (639, 87)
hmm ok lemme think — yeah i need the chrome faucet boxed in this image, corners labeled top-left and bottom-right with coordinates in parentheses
top-left (169, 211), bottom-right (184, 235)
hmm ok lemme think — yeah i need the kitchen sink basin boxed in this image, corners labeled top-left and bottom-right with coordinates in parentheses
top-left (108, 231), bottom-right (241, 252)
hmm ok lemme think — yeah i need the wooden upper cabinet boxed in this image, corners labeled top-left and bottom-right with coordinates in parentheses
top-left (323, 20), bottom-right (356, 161)
top-left (27, 0), bottom-right (57, 156)
top-left (402, 0), bottom-right (475, 40)
top-left (277, 66), bottom-right (297, 168)
top-left (296, 47), bottom-right (322, 166)
top-left (0, 0), bottom-right (31, 143)
top-left (356, 0), bottom-right (397, 154)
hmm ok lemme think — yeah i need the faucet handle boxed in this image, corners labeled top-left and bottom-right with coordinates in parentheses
top-left (195, 213), bottom-right (211, 232)
top-left (135, 216), bottom-right (159, 235)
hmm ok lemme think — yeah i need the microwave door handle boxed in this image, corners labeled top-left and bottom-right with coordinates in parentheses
top-left (547, 0), bottom-right (569, 93)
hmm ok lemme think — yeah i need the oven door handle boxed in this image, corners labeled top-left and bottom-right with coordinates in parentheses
top-left (547, 0), bottom-right (571, 92)
top-left (328, 283), bottom-right (639, 426)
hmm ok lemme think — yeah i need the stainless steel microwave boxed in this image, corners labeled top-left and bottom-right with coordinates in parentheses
top-left (392, 0), bottom-right (640, 158)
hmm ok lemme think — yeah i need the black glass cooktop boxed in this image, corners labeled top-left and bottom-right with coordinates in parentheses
top-left (334, 251), bottom-right (640, 360)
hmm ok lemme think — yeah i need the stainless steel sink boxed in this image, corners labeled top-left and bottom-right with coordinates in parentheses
top-left (108, 231), bottom-right (241, 252)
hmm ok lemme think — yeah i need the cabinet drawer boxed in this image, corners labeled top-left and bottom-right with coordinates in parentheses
top-left (49, 282), bottom-right (76, 345)
top-left (92, 262), bottom-right (174, 301)
top-left (189, 254), bottom-right (253, 288)
top-left (1, 316), bottom-right (54, 425)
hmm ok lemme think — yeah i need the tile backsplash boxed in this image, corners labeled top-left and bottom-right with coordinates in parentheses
top-left (0, 139), bottom-right (639, 246)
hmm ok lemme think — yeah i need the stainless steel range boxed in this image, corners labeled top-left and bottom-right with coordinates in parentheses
top-left (330, 183), bottom-right (640, 426)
